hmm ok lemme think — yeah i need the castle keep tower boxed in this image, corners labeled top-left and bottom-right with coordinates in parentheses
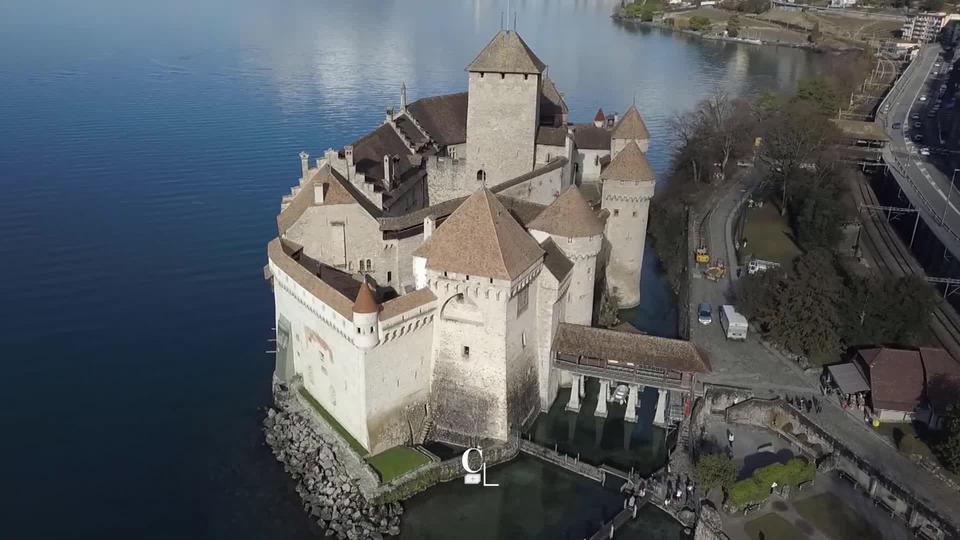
top-left (465, 31), bottom-right (545, 187)
top-left (601, 140), bottom-right (656, 309)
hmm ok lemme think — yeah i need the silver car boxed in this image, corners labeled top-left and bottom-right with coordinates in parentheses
top-left (698, 303), bottom-right (713, 325)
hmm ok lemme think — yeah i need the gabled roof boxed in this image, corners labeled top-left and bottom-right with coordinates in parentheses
top-left (554, 323), bottom-right (710, 373)
top-left (466, 31), bottom-right (546, 74)
top-left (858, 348), bottom-right (924, 412)
top-left (412, 188), bottom-right (544, 280)
top-left (540, 75), bottom-right (568, 115)
top-left (573, 124), bottom-right (611, 150)
top-left (529, 186), bottom-right (605, 238)
top-left (351, 123), bottom-right (412, 181)
top-left (919, 347), bottom-right (960, 411)
top-left (540, 237), bottom-right (573, 282)
top-left (536, 126), bottom-right (567, 146)
top-left (600, 140), bottom-right (656, 183)
top-left (611, 105), bottom-right (650, 141)
top-left (407, 92), bottom-right (468, 146)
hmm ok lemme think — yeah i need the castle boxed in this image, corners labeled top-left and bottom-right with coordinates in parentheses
top-left (265, 31), bottom-right (657, 453)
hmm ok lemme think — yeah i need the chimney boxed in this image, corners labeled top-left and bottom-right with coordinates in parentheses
top-left (299, 151), bottom-right (310, 180)
top-left (314, 180), bottom-right (325, 204)
top-left (423, 216), bottom-right (435, 240)
top-left (386, 107), bottom-right (394, 124)
top-left (344, 145), bottom-right (354, 180)
top-left (383, 154), bottom-right (392, 189)
top-left (400, 82), bottom-right (407, 112)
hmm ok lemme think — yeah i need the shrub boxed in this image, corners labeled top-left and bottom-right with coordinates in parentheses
top-left (727, 458), bottom-right (815, 509)
top-left (782, 422), bottom-right (793, 433)
top-left (696, 453), bottom-right (740, 492)
top-left (729, 477), bottom-right (768, 507)
top-left (688, 16), bottom-right (712, 32)
top-left (795, 433), bottom-right (808, 443)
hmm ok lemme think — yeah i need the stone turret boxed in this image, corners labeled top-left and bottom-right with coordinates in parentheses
top-left (299, 151), bottom-right (310, 181)
top-left (593, 109), bottom-right (605, 128)
top-left (600, 140), bottom-right (656, 309)
top-left (352, 279), bottom-right (380, 350)
top-left (528, 186), bottom-right (604, 326)
top-left (611, 105), bottom-right (650, 156)
top-left (400, 82), bottom-right (407, 112)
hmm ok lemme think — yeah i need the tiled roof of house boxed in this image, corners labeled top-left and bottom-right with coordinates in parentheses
top-left (540, 75), bottom-right (568, 121)
top-left (407, 92), bottom-right (468, 146)
top-left (919, 347), bottom-right (960, 412)
top-left (600, 140), bottom-right (656, 182)
top-left (572, 124), bottom-right (611, 150)
top-left (858, 348), bottom-right (924, 412)
top-left (611, 105), bottom-right (650, 141)
top-left (536, 126), bottom-right (567, 146)
top-left (594, 109), bottom-right (605, 122)
top-left (380, 287), bottom-right (437, 321)
top-left (466, 31), bottom-right (546, 74)
top-left (528, 185), bottom-right (605, 238)
top-left (554, 323), bottom-right (711, 373)
top-left (351, 123), bottom-right (412, 182)
top-left (412, 188), bottom-right (543, 280)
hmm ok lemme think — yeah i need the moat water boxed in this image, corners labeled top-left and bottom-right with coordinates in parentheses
top-left (0, 0), bottom-right (827, 537)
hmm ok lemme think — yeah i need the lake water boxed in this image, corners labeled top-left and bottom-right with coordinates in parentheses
top-left (0, 0), bottom-right (825, 537)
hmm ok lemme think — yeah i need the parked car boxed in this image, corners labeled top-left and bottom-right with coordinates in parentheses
top-left (892, 122), bottom-right (902, 129)
top-left (915, 122), bottom-right (922, 128)
top-left (613, 384), bottom-right (628, 404)
top-left (913, 113), bottom-right (921, 120)
top-left (921, 147), bottom-right (931, 156)
top-left (698, 303), bottom-right (713, 325)
top-left (921, 95), bottom-right (928, 102)
top-left (915, 134), bottom-right (924, 141)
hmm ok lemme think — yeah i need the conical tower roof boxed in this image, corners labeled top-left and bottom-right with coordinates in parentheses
top-left (594, 109), bottom-right (605, 122)
top-left (601, 141), bottom-right (656, 183)
top-left (529, 186), bottom-right (605, 238)
top-left (352, 280), bottom-right (379, 314)
top-left (466, 31), bottom-right (546, 75)
top-left (611, 105), bottom-right (650, 141)
top-left (413, 188), bottom-right (544, 280)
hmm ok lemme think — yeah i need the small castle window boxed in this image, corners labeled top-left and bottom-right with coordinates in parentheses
top-left (517, 286), bottom-right (529, 316)
top-left (477, 169), bottom-right (486, 182)
top-left (463, 346), bottom-right (470, 357)
top-left (366, 258), bottom-right (372, 270)
top-left (632, 211), bottom-right (638, 217)
top-left (357, 328), bottom-right (361, 334)
top-left (613, 209), bottom-right (620, 217)
top-left (500, 73), bottom-right (505, 80)
top-left (521, 332), bottom-right (527, 348)
top-left (594, 156), bottom-right (600, 166)
top-left (387, 271), bottom-right (392, 282)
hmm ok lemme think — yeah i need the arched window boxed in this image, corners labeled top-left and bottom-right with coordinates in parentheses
top-left (476, 169), bottom-right (486, 182)
top-left (365, 258), bottom-right (372, 271)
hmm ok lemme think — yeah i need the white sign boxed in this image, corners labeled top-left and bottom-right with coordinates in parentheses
top-left (462, 447), bottom-right (498, 487)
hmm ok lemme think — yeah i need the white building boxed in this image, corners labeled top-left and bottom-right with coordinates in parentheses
top-left (902, 12), bottom-right (960, 43)
top-left (265, 31), bottom-right (658, 454)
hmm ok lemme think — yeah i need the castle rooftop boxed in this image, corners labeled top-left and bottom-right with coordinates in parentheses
top-left (611, 104), bottom-right (650, 140)
top-left (466, 30), bottom-right (546, 74)
top-left (600, 140), bottom-right (655, 183)
top-left (529, 185), bottom-right (605, 238)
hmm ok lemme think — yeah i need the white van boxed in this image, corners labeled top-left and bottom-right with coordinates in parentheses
top-left (720, 305), bottom-right (748, 341)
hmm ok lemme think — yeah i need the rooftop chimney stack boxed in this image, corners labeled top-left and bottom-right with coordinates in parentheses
top-left (423, 216), bottom-right (435, 240)
top-left (344, 145), bottom-right (355, 181)
top-left (400, 83), bottom-right (407, 112)
top-left (299, 151), bottom-right (310, 181)
top-left (386, 107), bottom-right (394, 124)
top-left (383, 154), bottom-right (393, 189)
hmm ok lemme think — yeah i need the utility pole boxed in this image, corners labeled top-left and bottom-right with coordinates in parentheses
top-left (941, 168), bottom-right (960, 225)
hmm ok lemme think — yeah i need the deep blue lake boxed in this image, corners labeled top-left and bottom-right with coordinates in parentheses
top-left (0, 0), bottom-right (825, 537)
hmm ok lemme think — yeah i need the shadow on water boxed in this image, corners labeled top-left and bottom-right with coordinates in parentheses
top-left (528, 378), bottom-right (668, 474)
top-left (619, 238), bottom-right (678, 338)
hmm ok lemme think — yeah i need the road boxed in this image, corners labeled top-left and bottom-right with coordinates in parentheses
top-left (879, 44), bottom-right (960, 258)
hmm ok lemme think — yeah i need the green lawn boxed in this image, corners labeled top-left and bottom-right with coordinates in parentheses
top-left (743, 513), bottom-right (808, 540)
top-left (873, 421), bottom-right (934, 458)
top-left (366, 446), bottom-right (432, 483)
top-left (794, 493), bottom-right (882, 540)
top-left (741, 202), bottom-right (803, 270)
top-left (297, 386), bottom-right (368, 456)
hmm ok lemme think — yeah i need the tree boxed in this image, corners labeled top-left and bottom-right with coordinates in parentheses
top-left (924, 0), bottom-right (945, 11)
top-left (735, 269), bottom-right (780, 325)
top-left (727, 15), bottom-right (741, 38)
top-left (696, 453), bottom-right (740, 492)
top-left (808, 21), bottom-right (822, 44)
top-left (759, 249), bottom-right (845, 363)
top-left (935, 404), bottom-right (960, 474)
top-left (794, 78), bottom-right (840, 118)
top-left (787, 171), bottom-right (845, 250)
top-left (597, 287), bottom-right (621, 328)
top-left (840, 275), bottom-right (938, 348)
top-left (688, 16), bottom-right (712, 32)
top-left (640, 8), bottom-right (655, 22)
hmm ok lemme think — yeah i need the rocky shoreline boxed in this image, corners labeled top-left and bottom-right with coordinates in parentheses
top-left (264, 399), bottom-right (402, 539)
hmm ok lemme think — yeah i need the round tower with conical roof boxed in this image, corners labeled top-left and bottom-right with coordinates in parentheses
top-left (528, 186), bottom-right (604, 326)
top-left (352, 278), bottom-right (380, 350)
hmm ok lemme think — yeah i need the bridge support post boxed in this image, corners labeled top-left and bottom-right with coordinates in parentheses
top-left (654, 389), bottom-right (667, 426)
top-left (566, 374), bottom-right (582, 413)
top-left (596, 379), bottom-right (609, 418)
top-left (624, 384), bottom-right (639, 423)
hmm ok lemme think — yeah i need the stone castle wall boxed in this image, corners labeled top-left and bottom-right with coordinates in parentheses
top-left (602, 179), bottom-right (654, 308)
top-left (466, 71), bottom-right (539, 186)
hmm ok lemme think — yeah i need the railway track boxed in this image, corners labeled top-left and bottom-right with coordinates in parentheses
top-left (850, 172), bottom-right (960, 357)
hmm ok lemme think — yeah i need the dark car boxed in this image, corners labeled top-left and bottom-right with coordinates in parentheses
top-left (892, 122), bottom-right (902, 129)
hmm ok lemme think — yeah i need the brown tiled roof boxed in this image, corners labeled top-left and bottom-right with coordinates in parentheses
top-left (412, 188), bottom-right (544, 280)
top-left (858, 348), bottom-right (924, 412)
top-left (540, 237), bottom-right (573, 282)
top-left (498, 196), bottom-right (546, 225)
top-left (351, 123), bottom-right (412, 181)
top-left (601, 140), bottom-right (656, 183)
top-left (573, 124), bottom-right (611, 150)
top-left (536, 126), bottom-right (567, 146)
top-left (267, 238), bottom-right (355, 319)
top-left (919, 347), bottom-right (960, 411)
top-left (380, 287), bottom-right (437, 320)
top-left (394, 114), bottom-right (430, 149)
top-left (611, 105), bottom-right (650, 141)
top-left (539, 75), bottom-right (568, 122)
top-left (490, 157), bottom-right (567, 193)
top-left (467, 31), bottom-right (546, 74)
top-left (353, 280), bottom-right (380, 314)
top-left (554, 323), bottom-right (710, 373)
top-left (594, 109), bottom-right (605, 122)
top-left (407, 92), bottom-right (468, 146)
top-left (316, 165), bottom-right (358, 205)
top-left (529, 185), bottom-right (605, 238)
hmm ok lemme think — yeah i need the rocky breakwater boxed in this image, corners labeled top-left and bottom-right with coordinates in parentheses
top-left (264, 407), bottom-right (402, 539)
